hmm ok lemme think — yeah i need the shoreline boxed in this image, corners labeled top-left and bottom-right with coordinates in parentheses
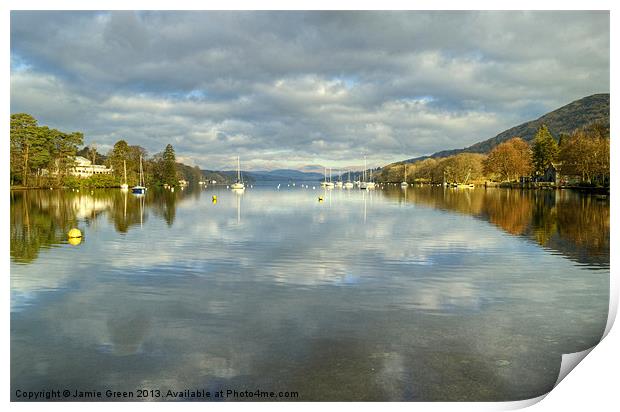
top-left (10, 183), bottom-right (609, 194)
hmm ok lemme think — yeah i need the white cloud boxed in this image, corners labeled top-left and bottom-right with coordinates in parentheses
top-left (10, 11), bottom-right (609, 170)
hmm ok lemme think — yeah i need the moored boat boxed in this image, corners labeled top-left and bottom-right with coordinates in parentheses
top-left (131, 155), bottom-right (146, 195)
top-left (320, 167), bottom-right (334, 188)
top-left (401, 163), bottom-right (409, 187)
top-left (230, 156), bottom-right (245, 190)
top-left (120, 160), bottom-right (129, 191)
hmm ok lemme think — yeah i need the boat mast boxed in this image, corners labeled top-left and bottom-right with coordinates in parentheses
top-left (123, 160), bottom-right (127, 185)
top-left (139, 155), bottom-right (144, 186)
top-left (237, 156), bottom-right (241, 182)
top-left (464, 169), bottom-right (471, 184)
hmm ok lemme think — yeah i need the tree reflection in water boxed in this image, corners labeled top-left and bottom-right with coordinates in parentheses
top-left (384, 186), bottom-right (609, 268)
top-left (10, 187), bottom-right (197, 263)
top-left (11, 186), bottom-right (609, 268)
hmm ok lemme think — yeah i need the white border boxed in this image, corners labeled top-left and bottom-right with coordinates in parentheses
top-left (3, 2), bottom-right (617, 411)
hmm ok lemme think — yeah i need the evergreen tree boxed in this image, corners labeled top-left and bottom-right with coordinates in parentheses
top-left (162, 144), bottom-right (178, 186)
top-left (10, 113), bottom-right (38, 186)
top-left (532, 125), bottom-right (559, 175)
top-left (10, 113), bottom-right (83, 186)
top-left (49, 130), bottom-right (83, 185)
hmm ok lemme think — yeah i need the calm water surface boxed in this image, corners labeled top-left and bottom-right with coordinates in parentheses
top-left (10, 185), bottom-right (609, 401)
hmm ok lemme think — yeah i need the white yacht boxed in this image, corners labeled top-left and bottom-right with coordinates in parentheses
top-left (230, 156), bottom-right (245, 190)
top-left (360, 156), bottom-right (375, 189)
top-left (344, 170), bottom-right (354, 189)
top-left (120, 160), bottom-right (129, 191)
top-left (320, 167), bottom-right (334, 188)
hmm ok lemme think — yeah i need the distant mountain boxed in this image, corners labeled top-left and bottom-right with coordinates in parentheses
top-left (247, 169), bottom-right (324, 181)
top-left (203, 169), bottom-right (324, 182)
top-left (299, 164), bottom-right (326, 174)
top-left (407, 93), bottom-right (610, 162)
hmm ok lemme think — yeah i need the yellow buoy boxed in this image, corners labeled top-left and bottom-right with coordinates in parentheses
top-left (212, 195), bottom-right (217, 204)
top-left (318, 196), bottom-right (324, 202)
top-left (68, 237), bottom-right (82, 246)
top-left (68, 228), bottom-right (82, 238)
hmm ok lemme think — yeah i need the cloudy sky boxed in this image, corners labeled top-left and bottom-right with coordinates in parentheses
top-left (10, 11), bottom-right (609, 171)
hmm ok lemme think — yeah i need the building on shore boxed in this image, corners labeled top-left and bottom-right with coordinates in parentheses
top-left (535, 162), bottom-right (581, 186)
top-left (70, 156), bottom-right (113, 178)
top-left (40, 156), bottom-right (113, 179)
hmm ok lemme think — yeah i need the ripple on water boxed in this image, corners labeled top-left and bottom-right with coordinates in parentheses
top-left (10, 187), bottom-right (609, 401)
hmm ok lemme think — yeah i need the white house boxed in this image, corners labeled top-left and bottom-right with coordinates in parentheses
top-left (70, 156), bottom-right (113, 178)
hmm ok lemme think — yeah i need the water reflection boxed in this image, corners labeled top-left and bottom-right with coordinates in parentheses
top-left (12, 186), bottom-right (607, 268)
top-left (10, 190), bottom-right (79, 264)
top-left (383, 186), bottom-right (609, 268)
top-left (10, 185), bottom-right (609, 401)
top-left (10, 188), bottom-right (199, 263)
top-left (232, 188), bottom-right (244, 223)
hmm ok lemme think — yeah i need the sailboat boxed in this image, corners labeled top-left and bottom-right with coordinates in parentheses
top-left (131, 155), bottom-right (146, 195)
top-left (321, 167), bottom-right (334, 188)
top-left (120, 160), bottom-right (129, 191)
top-left (360, 156), bottom-right (375, 189)
top-left (335, 176), bottom-right (343, 188)
top-left (344, 170), bottom-right (354, 189)
top-left (230, 156), bottom-right (245, 190)
top-left (456, 170), bottom-right (475, 189)
top-left (334, 169), bottom-right (343, 188)
top-left (401, 163), bottom-right (409, 188)
top-left (359, 157), bottom-right (368, 189)
top-left (367, 164), bottom-right (376, 190)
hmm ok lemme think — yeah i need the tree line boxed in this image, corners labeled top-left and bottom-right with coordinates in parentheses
top-left (377, 122), bottom-right (609, 187)
top-left (10, 113), bottom-right (84, 187)
top-left (10, 113), bottom-right (205, 188)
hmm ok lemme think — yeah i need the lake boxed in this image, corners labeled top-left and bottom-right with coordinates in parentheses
top-left (10, 185), bottom-right (609, 401)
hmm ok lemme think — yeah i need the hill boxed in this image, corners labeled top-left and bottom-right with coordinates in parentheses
top-left (248, 169), bottom-right (325, 181)
top-left (205, 169), bottom-right (324, 183)
top-left (407, 93), bottom-right (609, 162)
